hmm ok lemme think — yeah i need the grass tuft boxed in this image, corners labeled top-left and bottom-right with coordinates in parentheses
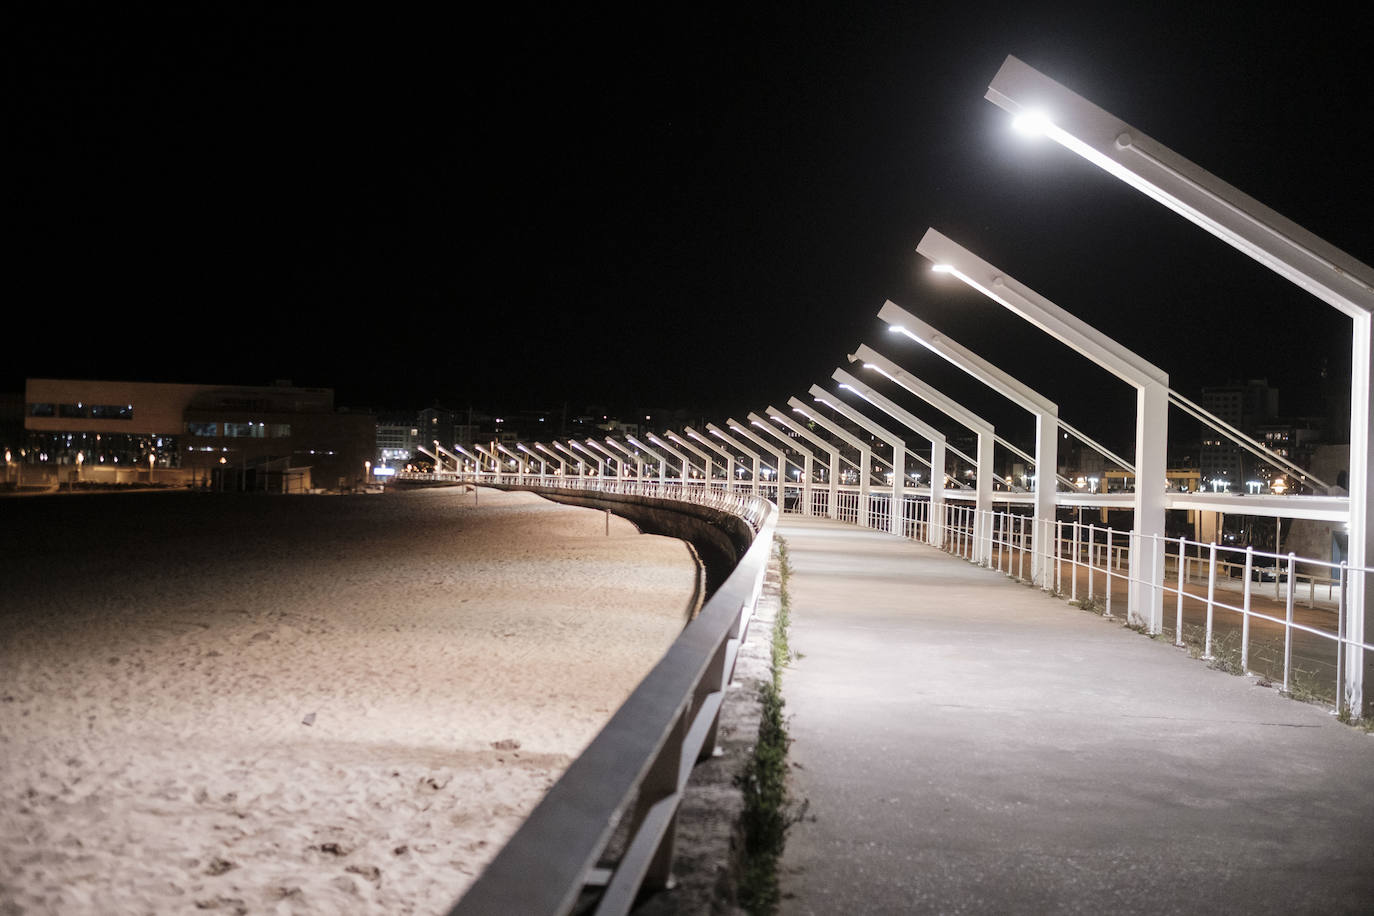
top-left (737, 536), bottom-right (806, 914)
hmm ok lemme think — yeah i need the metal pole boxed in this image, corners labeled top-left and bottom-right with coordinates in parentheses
top-left (1175, 537), bottom-right (1186, 647)
top-left (1283, 552), bottom-right (1296, 695)
top-left (1241, 546), bottom-right (1254, 672)
top-left (1204, 543), bottom-right (1218, 660)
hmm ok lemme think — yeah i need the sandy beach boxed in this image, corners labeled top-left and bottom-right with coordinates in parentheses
top-left (0, 487), bottom-right (698, 914)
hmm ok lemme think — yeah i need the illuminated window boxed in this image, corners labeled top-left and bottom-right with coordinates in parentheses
top-left (28, 403), bottom-right (55, 417)
top-left (186, 422), bottom-right (218, 437)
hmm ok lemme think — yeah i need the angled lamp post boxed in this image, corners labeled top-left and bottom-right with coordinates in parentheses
top-left (568, 440), bottom-right (605, 477)
top-left (747, 411), bottom-right (816, 517)
top-left (852, 345), bottom-right (1000, 561)
top-left (763, 406), bottom-right (842, 519)
top-left (665, 430), bottom-right (717, 488)
top-left (808, 385), bottom-right (908, 537)
top-left (985, 53), bottom-right (1374, 705)
top-left (584, 439), bottom-right (625, 481)
top-left (495, 442), bottom-right (526, 476)
top-left (705, 423), bottom-right (764, 497)
top-left (516, 443), bottom-right (546, 477)
top-left (532, 442), bottom-right (566, 476)
top-left (552, 441), bottom-right (587, 477)
top-left (685, 426), bottom-right (739, 492)
top-left (787, 396), bottom-right (880, 523)
top-left (647, 433), bottom-right (695, 484)
top-left (725, 419), bottom-right (789, 508)
top-left (877, 301), bottom-right (1060, 583)
top-left (917, 228), bottom-right (1169, 628)
top-left (604, 437), bottom-right (644, 481)
top-left (626, 435), bottom-right (671, 486)
top-left (833, 368), bottom-right (947, 546)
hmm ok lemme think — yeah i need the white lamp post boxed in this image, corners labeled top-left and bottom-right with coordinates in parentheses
top-left (879, 300), bottom-right (1060, 584)
top-left (916, 229), bottom-right (1169, 629)
top-left (807, 386), bottom-right (908, 537)
top-left (747, 412), bottom-right (816, 517)
top-left (704, 423), bottom-right (764, 496)
top-left (787, 397), bottom-right (879, 522)
top-left (685, 426), bottom-right (740, 492)
top-left (831, 369), bottom-right (947, 546)
top-left (984, 52), bottom-right (1374, 706)
top-left (762, 407), bottom-right (843, 520)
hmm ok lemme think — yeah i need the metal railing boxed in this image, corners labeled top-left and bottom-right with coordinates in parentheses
top-left (417, 473), bottom-right (776, 916)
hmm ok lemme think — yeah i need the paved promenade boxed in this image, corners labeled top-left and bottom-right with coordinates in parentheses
top-left (776, 516), bottom-right (1374, 915)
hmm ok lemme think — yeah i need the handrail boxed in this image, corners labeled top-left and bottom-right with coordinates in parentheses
top-left (427, 473), bottom-right (777, 915)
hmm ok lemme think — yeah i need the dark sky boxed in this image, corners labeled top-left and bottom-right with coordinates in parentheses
top-left (9, 3), bottom-right (1372, 450)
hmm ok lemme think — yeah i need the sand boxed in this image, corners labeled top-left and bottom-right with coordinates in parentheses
top-left (0, 487), bottom-right (699, 914)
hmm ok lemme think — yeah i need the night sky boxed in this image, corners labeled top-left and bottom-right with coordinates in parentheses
top-left (9, 3), bottom-right (1373, 451)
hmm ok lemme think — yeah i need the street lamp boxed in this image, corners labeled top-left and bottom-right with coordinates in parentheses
top-left (918, 230), bottom-right (1168, 628)
top-left (984, 52), bottom-right (1374, 707)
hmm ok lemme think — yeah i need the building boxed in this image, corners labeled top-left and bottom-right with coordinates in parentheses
top-left (20, 379), bottom-right (375, 492)
top-left (1199, 379), bottom-right (1279, 488)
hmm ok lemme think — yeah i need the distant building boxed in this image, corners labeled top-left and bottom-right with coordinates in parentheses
top-left (1200, 379), bottom-right (1279, 487)
top-left (21, 379), bottom-right (375, 491)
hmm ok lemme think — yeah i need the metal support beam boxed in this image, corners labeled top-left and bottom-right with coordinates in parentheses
top-left (764, 407), bottom-right (842, 519)
top-left (985, 52), bottom-right (1374, 708)
top-left (747, 412), bottom-right (816, 516)
top-left (879, 300), bottom-right (1058, 583)
top-left (853, 345), bottom-right (997, 562)
top-left (808, 386), bottom-right (907, 537)
top-left (724, 419), bottom-right (788, 509)
top-left (704, 423), bottom-right (764, 496)
top-left (917, 230), bottom-right (1169, 629)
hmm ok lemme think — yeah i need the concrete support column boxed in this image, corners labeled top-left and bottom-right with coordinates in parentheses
top-left (929, 441), bottom-right (945, 547)
top-left (975, 431), bottom-right (995, 565)
top-left (891, 445), bottom-right (905, 537)
top-left (1033, 411), bottom-right (1059, 586)
top-left (1130, 381), bottom-right (1169, 632)
top-left (1349, 314), bottom-right (1372, 713)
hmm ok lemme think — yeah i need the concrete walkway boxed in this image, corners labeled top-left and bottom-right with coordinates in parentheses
top-left (776, 516), bottom-right (1374, 915)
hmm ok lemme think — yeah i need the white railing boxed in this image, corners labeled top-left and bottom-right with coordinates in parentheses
top-left (410, 468), bottom-right (1368, 713)
top-left (402, 472), bottom-right (776, 915)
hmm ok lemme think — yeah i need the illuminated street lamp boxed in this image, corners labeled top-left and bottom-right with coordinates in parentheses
top-left (762, 407), bottom-right (844, 520)
top-left (831, 370), bottom-right (947, 545)
top-left (747, 412), bottom-right (816, 517)
top-left (984, 53), bottom-right (1374, 704)
top-left (685, 426), bottom-right (740, 490)
top-left (704, 424), bottom-right (765, 496)
top-left (664, 431), bottom-right (716, 487)
top-left (552, 441), bottom-right (587, 476)
top-left (517, 443), bottom-right (547, 476)
top-left (584, 439), bottom-right (625, 480)
top-left (723, 419), bottom-right (788, 509)
top-left (625, 435), bottom-right (670, 486)
top-left (647, 433), bottom-right (696, 484)
top-left (603, 438), bottom-right (645, 480)
top-left (916, 230), bottom-right (1169, 626)
top-left (532, 442), bottom-right (566, 476)
top-left (879, 301), bottom-right (1060, 582)
top-left (567, 440), bottom-right (604, 477)
top-left (808, 386), bottom-right (908, 537)
top-left (788, 396), bottom-right (882, 518)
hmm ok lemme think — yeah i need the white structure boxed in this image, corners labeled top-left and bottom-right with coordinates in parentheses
top-left (917, 229), bottom-right (1170, 628)
top-left (878, 301), bottom-right (1059, 584)
top-left (705, 423), bottom-right (766, 496)
top-left (832, 369), bottom-right (946, 547)
top-left (685, 426), bottom-right (741, 490)
top-left (747, 412), bottom-right (815, 516)
top-left (762, 406), bottom-right (842, 519)
top-left (787, 396), bottom-right (879, 520)
top-left (808, 385), bottom-right (907, 537)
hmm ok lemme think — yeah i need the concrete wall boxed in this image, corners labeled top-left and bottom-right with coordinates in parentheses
top-left (509, 486), bottom-right (756, 599)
